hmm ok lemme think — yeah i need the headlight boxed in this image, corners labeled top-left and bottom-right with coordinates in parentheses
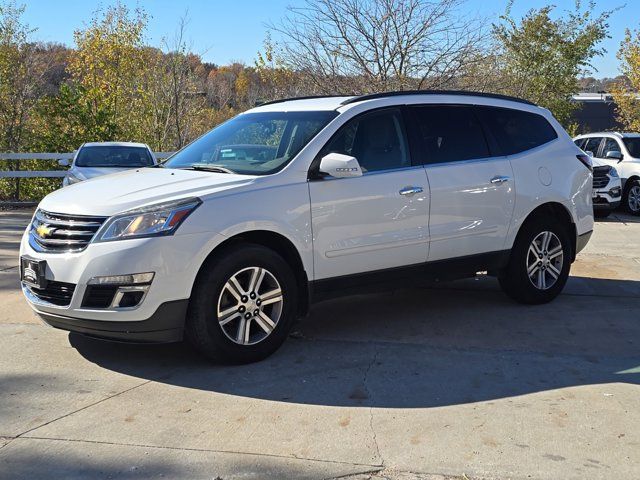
top-left (609, 167), bottom-right (619, 178)
top-left (95, 198), bottom-right (201, 242)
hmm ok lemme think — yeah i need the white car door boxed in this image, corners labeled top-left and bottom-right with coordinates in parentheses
top-left (309, 108), bottom-right (430, 280)
top-left (409, 104), bottom-right (516, 261)
top-left (597, 137), bottom-right (627, 176)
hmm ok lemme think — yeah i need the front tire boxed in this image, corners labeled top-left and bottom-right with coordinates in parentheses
top-left (499, 217), bottom-right (571, 304)
top-left (623, 179), bottom-right (640, 215)
top-left (185, 244), bottom-right (298, 363)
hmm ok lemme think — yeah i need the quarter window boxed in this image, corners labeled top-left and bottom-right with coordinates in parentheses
top-left (477, 106), bottom-right (558, 155)
top-left (320, 109), bottom-right (410, 173)
top-left (410, 105), bottom-right (490, 163)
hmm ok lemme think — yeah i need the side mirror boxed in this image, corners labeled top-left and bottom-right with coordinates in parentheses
top-left (584, 150), bottom-right (594, 157)
top-left (319, 153), bottom-right (363, 178)
top-left (58, 158), bottom-right (69, 167)
top-left (605, 150), bottom-right (623, 161)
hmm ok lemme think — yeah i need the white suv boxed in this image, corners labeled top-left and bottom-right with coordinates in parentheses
top-left (20, 92), bottom-right (594, 363)
top-left (573, 132), bottom-right (640, 214)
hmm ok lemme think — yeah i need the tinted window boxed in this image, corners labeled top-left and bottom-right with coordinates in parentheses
top-left (76, 146), bottom-right (154, 167)
top-left (623, 138), bottom-right (640, 157)
top-left (410, 105), bottom-right (490, 163)
top-left (582, 137), bottom-right (602, 156)
top-left (165, 111), bottom-right (337, 175)
top-left (477, 107), bottom-right (558, 155)
top-left (599, 138), bottom-right (621, 158)
top-left (573, 139), bottom-right (585, 148)
top-left (321, 109), bottom-right (410, 173)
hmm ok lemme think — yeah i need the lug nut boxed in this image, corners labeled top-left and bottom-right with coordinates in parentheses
top-left (238, 306), bottom-right (246, 313)
top-left (244, 312), bottom-right (252, 319)
top-left (250, 292), bottom-right (256, 299)
top-left (254, 309), bottom-right (260, 316)
top-left (256, 299), bottom-right (262, 306)
top-left (241, 295), bottom-right (248, 303)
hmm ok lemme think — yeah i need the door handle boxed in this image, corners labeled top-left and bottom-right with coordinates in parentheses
top-left (399, 186), bottom-right (423, 196)
top-left (490, 175), bottom-right (510, 185)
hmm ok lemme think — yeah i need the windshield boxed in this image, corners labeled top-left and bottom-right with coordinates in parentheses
top-left (76, 146), bottom-right (154, 168)
top-left (623, 138), bottom-right (640, 158)
top-left (163, 111), bottom-right (338, 175)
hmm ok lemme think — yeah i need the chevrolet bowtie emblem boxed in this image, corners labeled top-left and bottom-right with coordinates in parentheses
top-left (36, 224), bottom-right (53, 237)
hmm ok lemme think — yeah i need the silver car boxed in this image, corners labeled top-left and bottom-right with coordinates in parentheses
top-left (60, 142), bottom-right (157, 186)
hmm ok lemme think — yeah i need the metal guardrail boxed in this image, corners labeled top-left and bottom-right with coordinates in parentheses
top-left (0, 152), bottom-right (174, 179)
top-left (0, 152), bottom-right (175, 203)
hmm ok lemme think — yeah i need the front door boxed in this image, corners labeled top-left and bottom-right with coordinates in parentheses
top-left (309, 108), bottom-right (430, 280)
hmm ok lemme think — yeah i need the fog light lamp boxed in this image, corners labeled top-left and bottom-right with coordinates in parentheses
top-left (88, 272), bottom-right (154, 286)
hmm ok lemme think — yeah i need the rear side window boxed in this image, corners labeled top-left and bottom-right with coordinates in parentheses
top-left (410, 105), bottom-right (490, 164)
top-left (477, 106), bottom-right (558, 155)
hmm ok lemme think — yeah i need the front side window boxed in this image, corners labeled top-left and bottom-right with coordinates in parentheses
top-left (623, 137), bottom-right (640, 158)
top-left (411, 105), bottom-right (490, 163)
top-left (598, 138), bottom-right (622, 158)
top-left (582, 137), bottom-right (603, 156)
top-left (164, 111), bottom-right (337, 175)
top-left (75, 146), bottom-right (154, 168)
top-left (319, 108), bottom-right (410, 173)
top-left (477, 106), bottom-right (558, 155)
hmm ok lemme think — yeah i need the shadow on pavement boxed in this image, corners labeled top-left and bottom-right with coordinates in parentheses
top-left (69, 276), bottom-right (640, 409)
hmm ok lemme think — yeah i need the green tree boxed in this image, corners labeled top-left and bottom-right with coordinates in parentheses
top-left (612, 29), bottom-right (640, 131)
top-left (493, 0), bottom-right (613, 126)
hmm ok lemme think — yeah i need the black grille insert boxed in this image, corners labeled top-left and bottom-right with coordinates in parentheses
top-left (82, 285), bottom-right (118, 308)
top-left (29, 210), bottom-right (107, 253)
top-left (593, 166), bottom-right (610, 189)
top-left (28, 281), bottom-right (76, 306)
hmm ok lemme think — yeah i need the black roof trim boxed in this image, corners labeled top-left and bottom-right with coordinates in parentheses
top-left (258, 95), bottom-right (351, 107)
top-left (339, 90), bottom-right (536, 107)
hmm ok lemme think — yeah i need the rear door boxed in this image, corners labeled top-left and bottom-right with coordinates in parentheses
top-left (409, 104), bottom-right (515, 261)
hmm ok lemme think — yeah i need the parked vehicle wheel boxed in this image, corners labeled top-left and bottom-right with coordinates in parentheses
top-left (594, 209), bottom-right (611, 218)
top-left (499, 217), bottom-right (571, 304)
top-left (624, 179), bottom-right (640, 215)
top-left (185, 244), bottom-right (298, 363)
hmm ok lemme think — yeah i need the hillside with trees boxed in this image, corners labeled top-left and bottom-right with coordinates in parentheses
top-left (0, 0), bottom-right (629, 199)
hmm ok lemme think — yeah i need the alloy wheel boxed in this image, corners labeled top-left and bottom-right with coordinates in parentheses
top-left (526, 231), bottom-right (564, 290)
top-left (628, 185), bottom-right (640, 213)
top-left (217, 266), bottom-right (283, 345)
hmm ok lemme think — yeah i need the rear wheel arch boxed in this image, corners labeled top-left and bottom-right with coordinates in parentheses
top-left (514, 202), bottom-right (577, 262)
top-left (194, 230), bottom-right (310, 316)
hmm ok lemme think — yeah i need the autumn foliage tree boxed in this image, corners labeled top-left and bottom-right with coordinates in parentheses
top-left (613, 29), bottom-right (640, 131)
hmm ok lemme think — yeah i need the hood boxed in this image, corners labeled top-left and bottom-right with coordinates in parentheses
top-left (71, 166), bottom-right (135, 180)
top-left (41, 167), bottom-right (255, 216)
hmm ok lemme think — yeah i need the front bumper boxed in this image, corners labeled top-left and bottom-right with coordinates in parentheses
top-left (20, 227), bottom-right (224, 341)
top-left (34, 298), bottom-right (188, 343)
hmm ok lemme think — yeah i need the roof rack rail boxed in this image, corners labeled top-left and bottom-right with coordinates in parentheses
top-left (258, 94), bottom-right (352, 107)
top-left (339, 90), bottom-right (536, 106)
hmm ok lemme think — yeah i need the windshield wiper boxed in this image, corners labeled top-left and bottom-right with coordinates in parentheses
top-left (182, 164), bottom-right (236, 174)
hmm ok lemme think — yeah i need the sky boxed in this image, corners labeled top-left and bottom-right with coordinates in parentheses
top-left (20, 0), bottom-right (637, 78)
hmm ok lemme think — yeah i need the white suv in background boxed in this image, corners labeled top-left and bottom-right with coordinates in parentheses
top-left (60, 142), bottom-right (157, 186)
top-left (20, 92), bottom-right (593, 363)
top-left (574, 132), bottom-right (640, 215)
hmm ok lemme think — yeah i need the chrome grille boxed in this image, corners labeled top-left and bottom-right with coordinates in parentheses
top-left (29, 210), bottom-right (107, 253)
top-left (592, 166), bottom-right (610, 189)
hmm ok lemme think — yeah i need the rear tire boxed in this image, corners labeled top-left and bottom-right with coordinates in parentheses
top-left (499, 216), bottom-right (571, 304)
top-left (623, 179), bottom-right (640, 215)
top-left (185, 244), bottom-right (298, 364)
